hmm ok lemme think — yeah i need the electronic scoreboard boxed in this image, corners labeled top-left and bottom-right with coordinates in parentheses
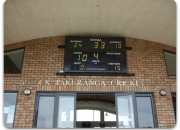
top-left (63, 36), bottom-right (128, 75)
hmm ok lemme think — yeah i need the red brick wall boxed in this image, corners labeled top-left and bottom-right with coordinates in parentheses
top-left (4, 36), bottom-right (176, 128)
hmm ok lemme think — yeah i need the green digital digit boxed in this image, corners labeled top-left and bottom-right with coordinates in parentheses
top-left (100, 42), bottom-right (105, 49)
top-left (79, 43), bottom-right (82, 47)
top-left (74, 43), bottom-right (78, 48)
top-left (116, 43), bottom-right (122, 48)
top-left (74, 43), bottom-right (82, 48)
top-left (80, 65), bottom-right (84, 70)
top-left (94, 42), bottom-right (98, 49)
top-left (82, 54), bottom-right (87, 62)
top-left (77, 54), bottom-right (81, 61)
top-left (94, 53), bottom-right (99, 60)
top-left (115, 65), bottom-right (121, 70)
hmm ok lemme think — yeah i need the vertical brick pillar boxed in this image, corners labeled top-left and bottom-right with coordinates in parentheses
top-left (154, 89), bottom-right (176, 128)
top-left (13, 87), bottom-right (36, 128)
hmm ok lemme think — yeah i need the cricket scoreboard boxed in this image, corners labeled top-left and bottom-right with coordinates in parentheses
top-left (63, 36), bottom-right (128, 75)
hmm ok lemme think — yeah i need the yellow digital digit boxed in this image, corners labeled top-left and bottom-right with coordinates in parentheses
top-left (94, 53), bottom-right (99, 60)
top-left (77, 54), bottom-right (81, 61)
top-left (116, 43), bottom-right (122, 48)
top-left (74, 43), bottom-right (78, 48)
top-left (80, 65), bottom-right (84, 70)
top-left (115, 65), bottom-right (121, 70)
top-left (82, 54), bottom-right (87, 62)
top-left (100, 42), bottom-right (105, 49)
top-left (74, 43), bottom-right (82, 48)
top-left (94, 42), bottom-right (98, 49)
top-left (79, 43), bottom-right (82, 47)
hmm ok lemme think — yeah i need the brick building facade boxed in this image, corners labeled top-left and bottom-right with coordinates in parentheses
top-left (4, 36), bottom-right (176, 128)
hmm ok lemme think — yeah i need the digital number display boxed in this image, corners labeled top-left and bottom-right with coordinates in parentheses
top-left (64, 36), bottom-right (127, 74)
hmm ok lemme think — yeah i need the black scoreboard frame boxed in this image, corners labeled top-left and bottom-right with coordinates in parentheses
top-left (57, 36), bottom-right (134, 76)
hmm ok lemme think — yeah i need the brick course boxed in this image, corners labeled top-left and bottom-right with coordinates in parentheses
top-left (4, 36), bottom-right (176, 128)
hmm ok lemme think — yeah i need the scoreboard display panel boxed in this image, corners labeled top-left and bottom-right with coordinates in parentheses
top-left (64, 36), bottom-right (128, 74)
